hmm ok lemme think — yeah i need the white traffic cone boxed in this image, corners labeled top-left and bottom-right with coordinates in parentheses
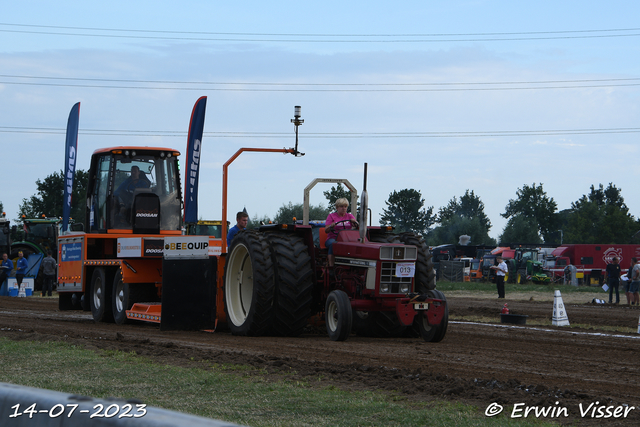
top-left (18, 284), bottom-right (26, 298)
top-left (552, 290), bottom-right (570, 326)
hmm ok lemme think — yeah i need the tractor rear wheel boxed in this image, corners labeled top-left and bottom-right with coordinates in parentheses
top-left (517, 269), bottom-right (527, 285)
top-left (370, 233), bottom-right (401, 244)
top-left (352, 310), bottom-right (377, 336)
top-left (90, 267), bottom-right (114, 323)
top-left (223, 230), bottom-right (276, 336)
top-left (267, 233), bottom-right (314, 337)
top-left (373, 311), bottom-right (408, 337)
top-left (352, 310), bottom-right (409, 337)
top-left (398, 232), bottom-right (436, 292)
top-left (325, 290), bottom-right (352, 341)
top-left (416, 289), bottom-right (448, 342)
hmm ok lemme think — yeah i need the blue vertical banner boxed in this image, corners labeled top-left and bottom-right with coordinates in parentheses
top-left (62, 102), bottom-right (80, 233)
top-left (183, 96), bottom-right (207, 224)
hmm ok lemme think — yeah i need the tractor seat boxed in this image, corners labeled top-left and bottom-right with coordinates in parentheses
top-left (319, 227), bottom-right (327, 249)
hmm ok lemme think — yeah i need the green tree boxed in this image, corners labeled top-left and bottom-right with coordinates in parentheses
top-left (564, 183), bottom-right (639, 244)
top-left (499, 214), bottom-right (543, 245)
top-left (438, 190), bottom-right (491, 232)
top-left (323, 183), bottom-right (356, 210)
top-left (502, 183), bottom-right (557, 242)
top-left (247, 214), bottom-right (272, 229)
top-left (380, 189), bottom-right (435, 235)
top-left (273, 202), bottom-right (330, 224)
top-left (17, 169), bottom-right (88, 225)
top-left (430, 190), bottom-right (494, 246)
top-left (428, 216), bottom-right (496, 246)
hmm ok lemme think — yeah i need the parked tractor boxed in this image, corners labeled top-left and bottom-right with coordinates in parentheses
top-left (11, 217), bottom-right (60, 260)
top-left (0, 214), bottom-right (10, 257)
top-left (223, 167), bottom-right (448, 342)
top-left (506, 248), bottom-right (550, 284)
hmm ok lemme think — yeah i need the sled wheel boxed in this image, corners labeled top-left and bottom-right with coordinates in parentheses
top-left (90, 267), bottom-right (114, 323)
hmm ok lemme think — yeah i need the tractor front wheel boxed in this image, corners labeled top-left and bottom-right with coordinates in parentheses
top-left (325, 290), bottom-right (352, 341)
top-left (416, 290), bottom-right (448, 342)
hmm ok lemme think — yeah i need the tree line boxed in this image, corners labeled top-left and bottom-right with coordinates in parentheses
top-left (254, 182), bottom-right (640, 245)
top-left (4, 171), bottom-right (639, 245)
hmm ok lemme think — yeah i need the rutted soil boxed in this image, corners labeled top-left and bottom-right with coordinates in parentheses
top-left (1, 292), bottom-right (640, 426)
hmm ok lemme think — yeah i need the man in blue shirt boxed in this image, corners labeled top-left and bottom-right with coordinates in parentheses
top-left (114, 165), bottom-right (151, 226)
top-left (115, 166), bottom-right (150, 200)
top-left (0, 252), bottom-right (13, 296)
top-left (227, 212), bottom-right (249, 247)
top-left (16, 251), bottom-right (28, 289)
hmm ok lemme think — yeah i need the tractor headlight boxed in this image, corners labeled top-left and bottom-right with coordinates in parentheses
top-left (380, 283), bottom-right (390, 293)
top-left (400, 283), bottom-right (410, 293)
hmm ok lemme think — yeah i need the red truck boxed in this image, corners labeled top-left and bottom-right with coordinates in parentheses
top-left (547, 244), bottom-right (640, 285)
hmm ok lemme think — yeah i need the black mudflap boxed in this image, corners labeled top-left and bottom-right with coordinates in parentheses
top-left (160, 257), bottom-right (217, 331)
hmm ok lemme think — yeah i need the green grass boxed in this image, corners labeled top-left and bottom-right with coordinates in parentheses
top-left (0, 338), bottom-right (558, 427)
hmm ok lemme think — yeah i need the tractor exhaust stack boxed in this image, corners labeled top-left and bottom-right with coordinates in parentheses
top-left (359, 163), bottom-right (368, 243)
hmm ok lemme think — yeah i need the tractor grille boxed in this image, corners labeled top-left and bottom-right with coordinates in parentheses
top-left (380, 262), bottom-right (412, 294)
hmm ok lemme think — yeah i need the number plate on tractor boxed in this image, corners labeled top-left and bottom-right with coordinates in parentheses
top-left (413, 303), bottom-right (429, 310)
top-left (395, 262), bottom-right (415, 277)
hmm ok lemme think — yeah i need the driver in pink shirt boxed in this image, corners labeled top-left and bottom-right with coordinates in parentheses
top-left (324, 198), bottom-right (358, 267)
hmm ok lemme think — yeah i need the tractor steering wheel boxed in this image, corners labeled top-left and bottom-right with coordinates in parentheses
top-left (125, 179), bottom-right (141, 193)
top-left (330, 219), bottom-right (359, 232)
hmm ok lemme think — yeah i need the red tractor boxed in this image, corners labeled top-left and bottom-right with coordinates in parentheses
top-left (223, 166), bottom-right (448, 342)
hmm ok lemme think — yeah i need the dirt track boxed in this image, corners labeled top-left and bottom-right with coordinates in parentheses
top-left (1, 292), bottom-right (640, 426)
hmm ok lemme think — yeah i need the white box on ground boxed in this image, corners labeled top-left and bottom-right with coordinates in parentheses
top-left (7, 277), bottom-right (34, 291)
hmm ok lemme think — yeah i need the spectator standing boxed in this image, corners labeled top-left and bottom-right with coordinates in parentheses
top-left (0, 252), bottom-right (12, 296)
top-left (16, 251), bottom-right (28, 290)
top-left (490, 256), bottom-right (508, 299)
top-left (605, 257), bottom-right (621, 304)
top-left (41, 250), bottom-right (57, 297)
top-left (631, 257), bottom-right (640, 306)
top-left (624, 260), bottom-right (634, 305)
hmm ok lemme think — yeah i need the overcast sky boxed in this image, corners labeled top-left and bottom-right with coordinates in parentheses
top-left (2, 1), bottom-right (639, 241)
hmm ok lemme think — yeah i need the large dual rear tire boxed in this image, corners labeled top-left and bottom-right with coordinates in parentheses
top-left (266, 233), bottom-right (314, 337)
top-left (223, 231), bottom-right (276, 336)
top-left (223, 230), bottom-right (317, 337)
